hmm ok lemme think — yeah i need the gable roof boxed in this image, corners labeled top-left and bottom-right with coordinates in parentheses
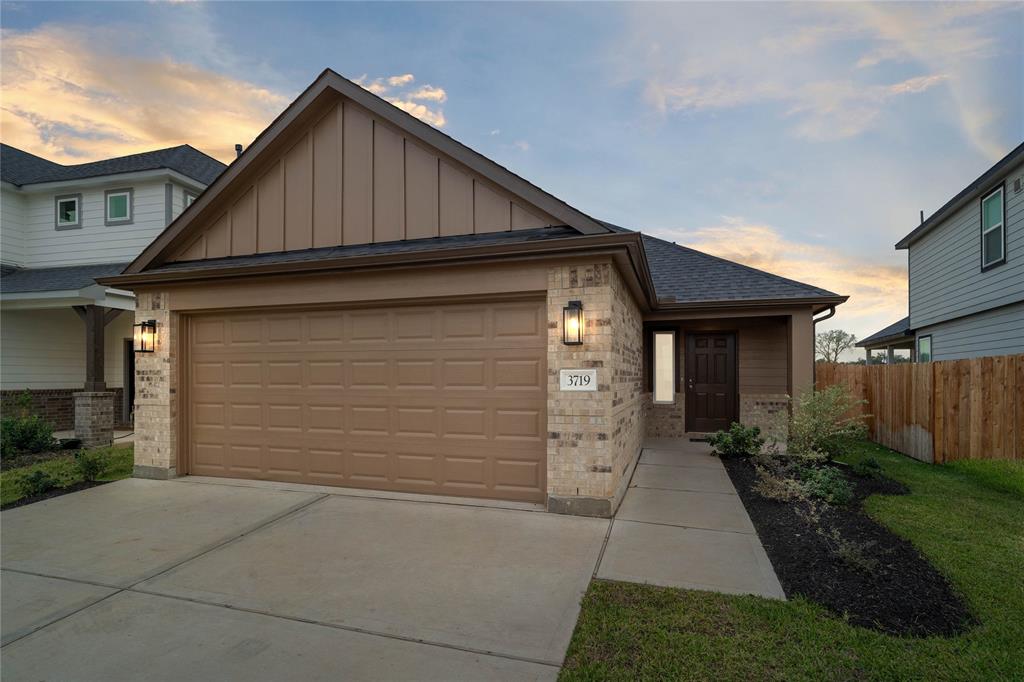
top-left (856, 316), bottom-right (913, 348)
top-left (0, 143), bottom-right (226, 188)
top-left (601, 223), bottom-right (842, 305)
top-left (895, 141), bottom-right (1024, 250)
top-left (123, 68), bottom-right (610, 275)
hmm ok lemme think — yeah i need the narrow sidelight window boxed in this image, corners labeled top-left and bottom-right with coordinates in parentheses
top-left (981, 186), bottom-right (1004, 269)
top-left (653, 331), bottom-right (676, 403)
top-left (917, 335), bottom-right (932, 363)
top-left (184, 189), bottom-right (198, 208)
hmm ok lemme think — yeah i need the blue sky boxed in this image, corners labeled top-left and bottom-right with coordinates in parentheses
top-left (2, 1), bottom-right (1021, 350)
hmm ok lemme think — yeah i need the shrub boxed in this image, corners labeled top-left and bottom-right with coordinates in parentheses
top-left (752, 466), bottom-right (806, 502)
top-left (787, 386), bottom-right (868, 462)
top-left (852, 457), bottom-right (882, 479)
top-left (800, 466), bottom-right (854, 506)
top-left (1, 415), bottom-right (56, 458)
top-left (75, 450), bottom-right (105, 482)
top-left (19, 470), bottom-right (55, 498)
top-left (708, 422), bottom-right (765, 458)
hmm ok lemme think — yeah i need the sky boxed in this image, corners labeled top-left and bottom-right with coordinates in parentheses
top-left (2, 1), bottom-right (1021, 358)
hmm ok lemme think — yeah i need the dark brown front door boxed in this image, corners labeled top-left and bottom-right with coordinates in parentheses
top-left (685, 333), bottom-right (737, 433)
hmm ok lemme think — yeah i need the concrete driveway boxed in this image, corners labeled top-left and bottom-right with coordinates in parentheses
top-left (1, 479), bottom-right (608, 681)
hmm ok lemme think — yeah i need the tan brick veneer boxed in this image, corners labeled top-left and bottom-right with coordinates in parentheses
top-left (132, 292), bottom-right (178, 479)
top-left (546, 259), bottom-right (645, 516)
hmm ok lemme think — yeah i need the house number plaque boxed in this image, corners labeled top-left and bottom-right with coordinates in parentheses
top-left (559, 369), bottom-right (597, 391)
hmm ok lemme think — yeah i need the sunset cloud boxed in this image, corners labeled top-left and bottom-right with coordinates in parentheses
top-left (0, 25), bottom-right (290, 164)
top-left (354, 74), bottom-right (448, 128)
top-left (647, 217), bottom-right (909, 341)
top-left (624, 2), bottom-right (1012, 155)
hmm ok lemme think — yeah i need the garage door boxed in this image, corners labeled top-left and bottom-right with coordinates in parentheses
top-left (187, 300), bottom-right (547, 502)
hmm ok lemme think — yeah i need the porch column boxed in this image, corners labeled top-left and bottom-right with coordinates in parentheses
top-left (72, 305), bottom-right (123, 447)
top-left (789, 310), bottom-right (814, 398)
top-left (865, 347), bottom-right (872, 364)
top-left (886, 346), bottom-right (895, 364)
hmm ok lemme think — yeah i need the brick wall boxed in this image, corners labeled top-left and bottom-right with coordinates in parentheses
top-left (1, 387), bottom-right (128, 430)
top-left (132, 292), bottom-right (178, 479)
top-left (546, 259), bottom-right (645, 515)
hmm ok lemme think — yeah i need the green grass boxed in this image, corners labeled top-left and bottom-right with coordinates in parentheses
top-left (1, 444), bottom-right (134, 506)
top-left (561, 441), bottom-right (1024, 681)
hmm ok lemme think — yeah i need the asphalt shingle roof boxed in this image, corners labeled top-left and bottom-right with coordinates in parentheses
top-left (1, 144), bottom-right (226, 187)
top-left (146, 227), bottom-right (581, 274)
top-left (600, 222), bottom-right (840, 303)
top-left (0, 263), bottom-right (130, 294)
top-left (857, 316), bottom-right (912, 347)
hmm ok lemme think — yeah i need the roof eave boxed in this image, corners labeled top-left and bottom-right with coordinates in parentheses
top-left (651, 294), bottom-right (848, 312)
top-left (99, 232), bottom-right (644, 289)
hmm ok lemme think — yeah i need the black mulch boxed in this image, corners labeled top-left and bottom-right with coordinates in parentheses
top-left (0, 480), bottom-right (110, 511)
top-left (722, 457), bottom-right (975, 637)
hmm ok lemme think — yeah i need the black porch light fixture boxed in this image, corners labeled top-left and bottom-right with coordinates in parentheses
top-left (562, 300), bottom-right (584, 345)
top-left (133, 319), bottom-right (158, 353)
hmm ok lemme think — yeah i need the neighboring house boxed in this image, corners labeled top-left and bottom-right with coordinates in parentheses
top-left (0, 144), bottom-right (226, 432)
top-left (103, 69), bottom-right (845, 516)
top-left (859, 143), bottom-right (1024, 363)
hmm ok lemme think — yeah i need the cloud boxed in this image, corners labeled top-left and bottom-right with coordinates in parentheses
top-left (354, 73), bottom-right (448, 128)
top-left (647, 217), bottom-right (908, 341)
top-left (622, 3), bottom-right (1014, 154)
top-left (513, 140), bottom-right (530, 151)
top-left (387, 73), bottom-right (414, 87)
top-left (0, 24), bottom-right (287, 163)
top-left (409, 85), bottom-right (447, 103)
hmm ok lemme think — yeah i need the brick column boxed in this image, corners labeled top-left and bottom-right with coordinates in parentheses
top-left (74, 391), bottom-right (114, 448)
top-left (132, 292), bottom-right (178, 480)
top-left (546, 260), bottom-right (644, 517)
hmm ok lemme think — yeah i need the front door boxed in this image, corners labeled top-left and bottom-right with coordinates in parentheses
top-left (685, 333), bottom-right (737, 433)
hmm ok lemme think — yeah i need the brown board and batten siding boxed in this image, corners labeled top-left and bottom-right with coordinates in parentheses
top-left (170, 97), bottom-right (559, 262)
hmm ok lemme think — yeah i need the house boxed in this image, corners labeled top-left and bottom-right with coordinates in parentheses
top-left (0, 144), bottom-right (226, 439)
top-left (859, 143), bottom-right (1024, 363)
top-left (101, 69), bottom-right (845, 516)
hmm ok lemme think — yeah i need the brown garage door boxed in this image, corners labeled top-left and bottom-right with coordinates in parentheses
top-left (187, 300), bottom-right (547, 502)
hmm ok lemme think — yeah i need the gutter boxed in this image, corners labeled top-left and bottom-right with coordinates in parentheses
top-left (810, 305), bottom-right (837, 388)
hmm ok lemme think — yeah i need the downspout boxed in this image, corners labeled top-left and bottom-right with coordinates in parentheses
top-left (811, 305), bottom-right (837, 390)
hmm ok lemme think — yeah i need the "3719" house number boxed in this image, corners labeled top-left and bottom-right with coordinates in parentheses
top-left (559, 369), bottom-right (597, 391)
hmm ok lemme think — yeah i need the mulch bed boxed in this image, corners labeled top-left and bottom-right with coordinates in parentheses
top-left (722, 456), bottom-right (974, 637)
top-left (0, 480), bottom-right (111, 511)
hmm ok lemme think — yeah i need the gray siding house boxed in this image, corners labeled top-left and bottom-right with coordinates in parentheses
top-left (860, 142), bottom-right (1024, 362)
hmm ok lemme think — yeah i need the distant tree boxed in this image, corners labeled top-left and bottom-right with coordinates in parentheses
top-left (816, 329), bottom-right (857, 363)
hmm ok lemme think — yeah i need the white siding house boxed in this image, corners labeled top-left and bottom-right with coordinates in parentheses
top-left (860, 143), bottom-right (1024, 362)
top-left (0, 144), bottom-right (225, 432)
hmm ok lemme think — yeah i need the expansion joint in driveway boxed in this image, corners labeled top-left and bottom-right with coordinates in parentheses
top-left (0, 493), bottom-right (330, 649)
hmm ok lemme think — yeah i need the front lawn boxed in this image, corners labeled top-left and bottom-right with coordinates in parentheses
top-left (1, 444), bottom-right (134, 508)
top-left (561, 441), bottom-right (1024, 681)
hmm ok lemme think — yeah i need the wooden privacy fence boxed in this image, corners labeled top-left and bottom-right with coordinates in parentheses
top-left (815, 355), bottom-right (1024, 464)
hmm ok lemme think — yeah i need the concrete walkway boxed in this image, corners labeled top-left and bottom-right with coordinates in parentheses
top-left (597, 439), bottom-right (785, 600)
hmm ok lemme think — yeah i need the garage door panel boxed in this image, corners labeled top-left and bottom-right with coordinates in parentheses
top-left (189, 301), bottom-right (546, 502)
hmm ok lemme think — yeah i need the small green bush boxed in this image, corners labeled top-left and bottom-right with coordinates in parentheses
top-left (851, 457), bottom-right (882, 479)
top-left (708, 422), bottom-right (765, 458)
top-left (1, 390), bottom-right (56, 458)
top-left (19, 470), bottom-right (55, 497)
top-left (800, 466), bottom-right (854, 505)
top-left (75, 450), bottom-right (105, 482)
top-left (787, 386), bottom-right (868, 462)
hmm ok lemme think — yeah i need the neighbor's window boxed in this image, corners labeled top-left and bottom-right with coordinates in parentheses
top-left (55, 194), bottom-right (81, 229)
top-left (917, 335), bottom-right (932, 363)
top-left (981, 186), bottom-right (1004, 269)
top-left (105, 189), bottom-right (133, 225)
top-left (653, 331), bottom-right (676, 403)
top-left (184, 190), bottom-right (198, 208)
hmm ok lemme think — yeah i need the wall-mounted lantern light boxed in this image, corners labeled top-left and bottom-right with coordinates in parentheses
top-left (133, 319), bottom-right (158, 353)
top-left (562, 300), bottom-right (584, 346)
